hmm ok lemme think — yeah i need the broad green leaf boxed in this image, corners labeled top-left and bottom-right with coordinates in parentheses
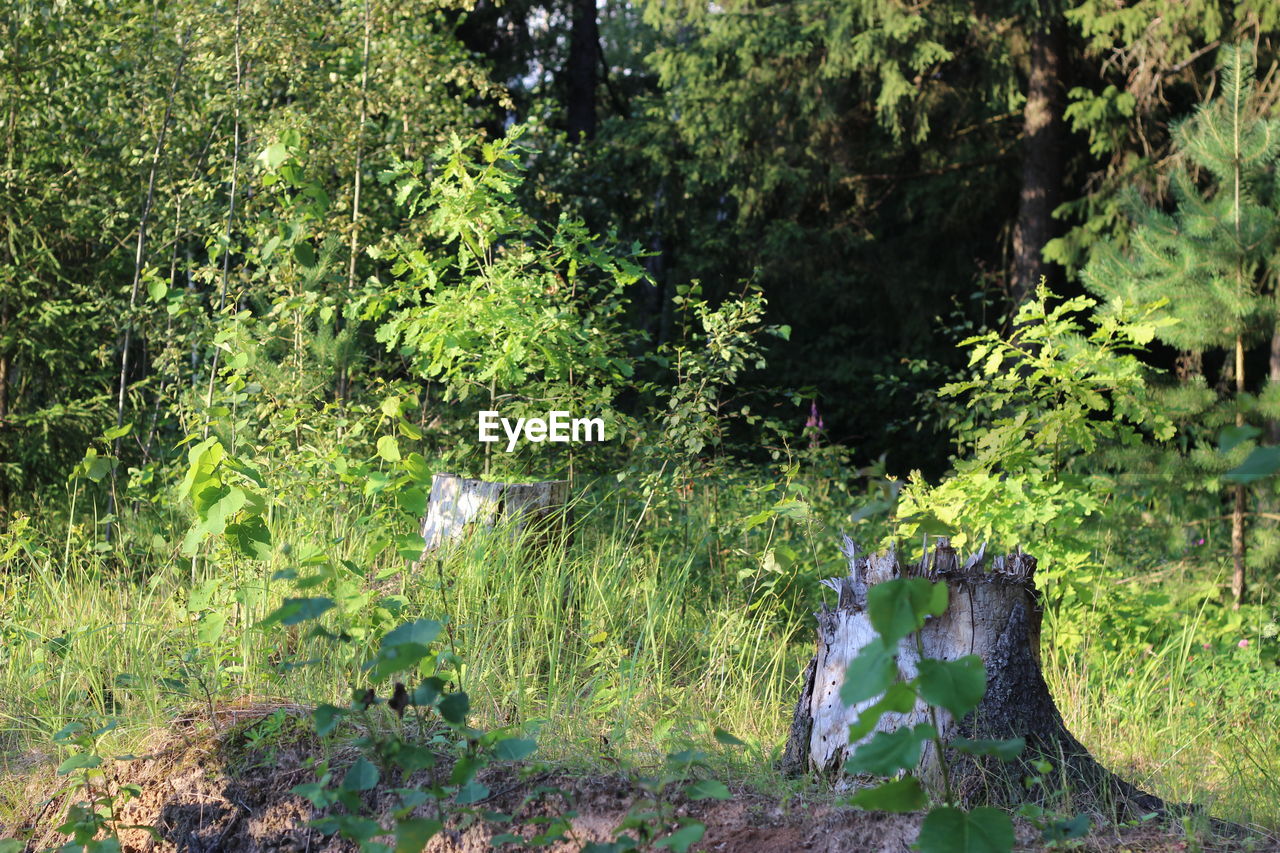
top-left (492, 737), bottom-right (537, 761)
top-left (382, 619), bottom-right (442, 648)
top-left (293, 241), bottom-right (317, 268)
top-left (1042, 813), bottom-right (1090, 842)
top-left (1224, 446), bottom-right (1280, 484)
top-left (685, 778), bottom-right (731, 800)
top-left (102, 422), bottom-right (132, 441)
top-left (845, 724), bottom-right (936, 776)
top-left (655, 822), bottom-right (705, 852)
top-left (848, 681), bottom-right (917, 740)
top-left (1219, 424), bottom-right (1261, 452)
top-left (259, 596), bottom-right (335, 628)
top-left (226, 515), bottom-right (272, 560)
top-left (916, 656), bottom-right (987, 717)
top-left (455, 778), bottom-right (490, 804)
top-left (336, 815), bottom-right (381, 842)
top-left (313, 704), bottom-right (345, 737)
top-left (258, 141), bottom-right (290, 170)
top-left (0, 840), bottom-right (25, 853)
top-left (848, 775), bottom-right (926, 812)
top-left (341, 757), bottom-right (379, 792)
top-left (951, 737), bottom-right (1024, 762)
top-left (438, 691), bottom-right (469, 724)
top-left (840, 638), bottom-right (897, 706)
top-left (916, 806), bottom-right (1015, 853)
top-left (364, 642), bottom-right (433, 681)
top-left (377, 435), bottom-right (401, 463)
top-left (867, 578), bottom-right (948, 644)
top-left (901, 512), bottom-right (956, 537)
top-left (196, 610), bottom-right (227, 644)
top-left (713, 727), bottom-right (746, 746)
top-left (57, 753), bottom-right (102, 775)
top-left (395, 817), bottom-right (443, 853)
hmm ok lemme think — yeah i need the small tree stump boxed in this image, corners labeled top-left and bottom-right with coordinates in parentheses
top-left (416, 473), bottom-right (571, 559)
top-left (782, 536), bottom-right (1166, 818)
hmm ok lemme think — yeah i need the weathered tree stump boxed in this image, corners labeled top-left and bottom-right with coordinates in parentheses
top-left (782, 536), bottom-right (1167, 818)
top-left (416, 473), bottom-right (571, 559)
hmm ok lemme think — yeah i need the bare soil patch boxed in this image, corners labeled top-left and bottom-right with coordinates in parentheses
top-left (2, 706), bottom-right (1274, 852)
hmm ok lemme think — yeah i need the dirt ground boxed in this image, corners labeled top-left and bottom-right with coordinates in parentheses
top-left (2, 706), bottom-right (1275, 853)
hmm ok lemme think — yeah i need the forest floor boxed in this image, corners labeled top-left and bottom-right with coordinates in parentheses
top-left (3, 704), bottom-right (1275, 853)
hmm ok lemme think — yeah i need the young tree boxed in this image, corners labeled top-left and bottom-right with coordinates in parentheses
top-left (1081, 45), bottom-right (1280, 606)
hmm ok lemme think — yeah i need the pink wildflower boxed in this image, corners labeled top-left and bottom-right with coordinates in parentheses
top-left (1238, 639), bottom-right (1250, 649)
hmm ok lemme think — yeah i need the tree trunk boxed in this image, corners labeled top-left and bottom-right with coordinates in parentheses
top-left (0, 298), bottom-right (8, 526)
top-left (565, 0), bottom-right (599, 141)
top-left (783, 539), bottom-right (1166, 818)
top-left (1232, 333), bottom-right (1247, 608)
top-left (1010, 17), bottom-right (1066, 308)
top-left (416, 472), bottom-right (571, 560)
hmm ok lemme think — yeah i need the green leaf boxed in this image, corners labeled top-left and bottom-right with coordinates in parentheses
top-left (915, 806), bottom-right (1015, 853)
top-left (313, 703), bottom-right (346, 737)
top-left (492, 737), bottom-right (537, 761)
top-left (844, 724), bottom-right (936, 776)
top-left (1219, 424), bottom-right (1262, 453)
top-left (377, 435), bottom-right (401, 462)
top-left (258, 141), bottom-right (290, 170)
top-left (259, 596), bottom-right (335, 628)
top-left (383, 619), bottom-right (443, 648)
top-left (455, 779), bottom-right (490, 804)
top-left (840, 638), bottom-right (898, 706)
top-left (848, 681), bottom-right (916, 740)
top-left (226, 515), bottom-right (272, 560)
top-left (950, 737), bottom-right (1024, 762)
top-left (363, 619), bottom-right (443, 681)
top-left (293, 241), bottom-right (317, 268)
top-left (57, 753), bottom-right (102, 775)
top-left (848, 775), bottom-right (926, 812)
top-left (655, 822), bottom-right (705, 852)
top-left (685, 778), bottom-right (731, 800)
top-left (1224, 445), bottom-right (1280, 484)
top-left (395, 818), bottom-right (443, 853)
top-left (1041, 813), bottom-right (1090, 842)
top-left (916, 656), bottom-right (987, 717)
top-left (867, 578), bottom-right (947, 645)
top-left (102, 422), bottom-right (132, 441)
top-left (902, 512), bottom-right (956, 537)
top-left (713, 727), bottom-right (746, 746)
top-left (341, 757), bottom-right (380, 792)
top-left (438, 691), bottom-right (469, 725)
top-left (0, 840), bottom-right (25, 853)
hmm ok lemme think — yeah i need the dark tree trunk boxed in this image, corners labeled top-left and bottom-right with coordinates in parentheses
top-left (1010, 17), bottom-right (1067, 308)
top-left (0, 298), bottom-right (9, 526)
top-left (783, 540), bottom-right (1169, 820)
top-left (455, 0), bottom-right (517, 140)
top-left (566, 0), bottom-right (599, 141)
top-left (1269, 327), bottom-right (1280, 443)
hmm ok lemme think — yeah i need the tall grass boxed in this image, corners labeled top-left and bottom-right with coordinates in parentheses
top-left (3, 474), bottom-right (1279, 835)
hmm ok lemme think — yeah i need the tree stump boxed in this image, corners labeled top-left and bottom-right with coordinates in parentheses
top-left (416, 473), bottom-right (571, 560)
top-left (782, 536), bottom-right (1167, 818)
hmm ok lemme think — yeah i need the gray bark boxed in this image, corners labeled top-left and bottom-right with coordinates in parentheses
top-left (783, 539), bottom-right (1167, 819)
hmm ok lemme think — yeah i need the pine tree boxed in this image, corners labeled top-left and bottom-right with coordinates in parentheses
top-left (1082, 45), bottom-right (1280, 606)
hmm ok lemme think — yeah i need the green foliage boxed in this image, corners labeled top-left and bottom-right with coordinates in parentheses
top-left (895, 284), bottom-right (1172, 596)
top-left (840, 577), bottom-right (1022, 853)
top-left (371, 130), bottom-right (641, 477)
